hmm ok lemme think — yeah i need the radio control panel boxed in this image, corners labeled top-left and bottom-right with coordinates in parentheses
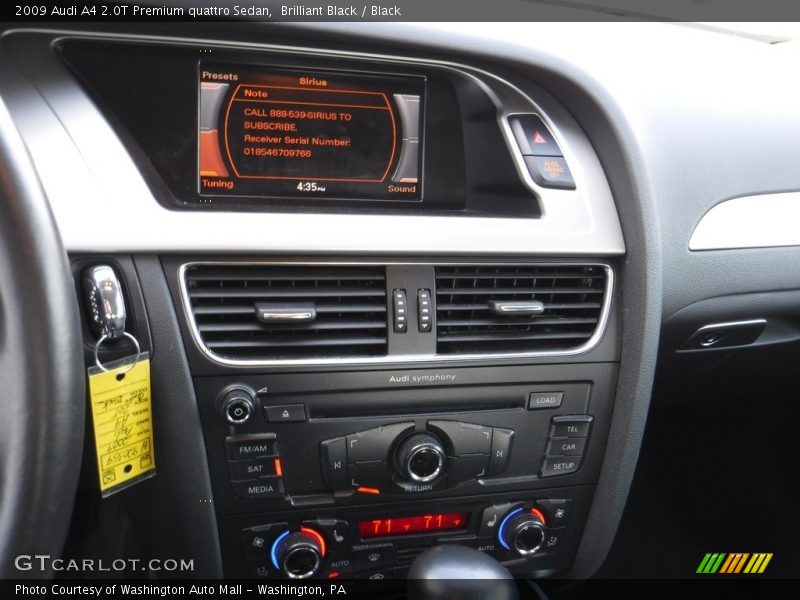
top-left (195, 362), bottom-right (616, 577)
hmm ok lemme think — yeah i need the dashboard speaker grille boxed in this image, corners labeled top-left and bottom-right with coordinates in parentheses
top-left (184, 264), bottom-right (388, 360)
top-left (435, 265), bottom-right (608, 354)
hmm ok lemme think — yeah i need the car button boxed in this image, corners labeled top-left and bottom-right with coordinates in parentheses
top-left (509, 115), bottom-right (563, 156)
top-left (545, 437), bottom-right (587, 457)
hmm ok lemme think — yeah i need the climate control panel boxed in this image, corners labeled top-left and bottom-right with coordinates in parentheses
top-left (233, 495), bottom-right (582, 579)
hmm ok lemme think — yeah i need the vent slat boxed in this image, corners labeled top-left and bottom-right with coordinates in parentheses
top-left (185, 264), bottom-right (388, 361)
top-left (197, 320), bottom-right (387, 332)
top-left (437, 302), bottom-right (602, 311)
top-left (437, 317), bottom-right (598, 327)
top-left (192, 303), bottom-right (387, 315)
top-left (206, 337), bottom-right (387, 349)
top-left (435, 287), bottom-right (603, 296)
top-left (188, 287), bottom-right (383, 299)
top-left (435, 265), bottom-right (607, 355)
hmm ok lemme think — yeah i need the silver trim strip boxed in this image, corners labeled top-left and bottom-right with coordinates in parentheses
top-left (690, 191), bottom-right (800, 250)
top-left (489, 300), bottom-right (546, 315)
top-left (178, 260), bottom-right (614, 367)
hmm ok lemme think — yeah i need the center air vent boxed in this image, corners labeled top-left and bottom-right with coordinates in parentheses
top-left (183, 264), bottom-right (387, 361)
top-left (435, 265), bottom-right (609, 355)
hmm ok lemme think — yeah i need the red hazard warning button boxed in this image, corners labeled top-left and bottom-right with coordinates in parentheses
top-left (508, 115), bottom-right (562, 157)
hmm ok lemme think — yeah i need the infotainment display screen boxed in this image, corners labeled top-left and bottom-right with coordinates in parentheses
top-left (198, 65), bottom-right (424, 201)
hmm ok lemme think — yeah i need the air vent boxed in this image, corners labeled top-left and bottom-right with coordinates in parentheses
top-left (435, 265), bottom-right (608, 355)
top-left (184, 264), bottom-right (388, 361)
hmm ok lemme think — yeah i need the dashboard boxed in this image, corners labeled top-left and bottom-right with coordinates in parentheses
top-left (2, 20), bottom-right (800, 584)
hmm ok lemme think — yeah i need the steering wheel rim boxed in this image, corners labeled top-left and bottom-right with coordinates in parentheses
top-left (0, 97), bottom-right (85, 576)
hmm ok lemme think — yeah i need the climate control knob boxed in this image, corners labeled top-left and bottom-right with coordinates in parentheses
top-left (498, 507), bottom-right (547, 556)
top-left (395, 433), bottom-right (445, 483)
top-left (272, 528), bottom-right (326, 579)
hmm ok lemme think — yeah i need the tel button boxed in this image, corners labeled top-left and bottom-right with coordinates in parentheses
top-left (550, 415), bottom-right (593, 438)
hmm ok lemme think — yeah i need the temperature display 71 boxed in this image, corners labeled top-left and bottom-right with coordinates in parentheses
top-left (358, 512), bottom-right (469, 538)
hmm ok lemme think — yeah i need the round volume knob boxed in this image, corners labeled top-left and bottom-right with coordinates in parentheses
top-left (498, 507), bottom-right (547, 556)
top-left (273, 528), bottom-right (325, 579)
top-left (395, 433), bottom-right (445, 483)
top-left (217, 387), bottom-right (255, 425)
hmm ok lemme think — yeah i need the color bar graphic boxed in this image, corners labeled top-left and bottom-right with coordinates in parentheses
top-left (698, 552), bottom-right (773, 574)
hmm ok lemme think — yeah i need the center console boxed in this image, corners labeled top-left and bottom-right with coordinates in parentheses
top-left (163, 258), bottom-right (620, 580)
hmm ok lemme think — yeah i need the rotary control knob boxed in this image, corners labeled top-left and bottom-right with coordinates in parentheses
top-left (273, 528), bottom-right (326, 579)
top-left (498, 507), bottom-right (548, 556)
top-left (395, 433), bottom-right (445, 483)
top-left (217, 387), bottom-right (255, 425)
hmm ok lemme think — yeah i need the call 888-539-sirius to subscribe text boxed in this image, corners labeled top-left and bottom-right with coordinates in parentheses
top-left (13, 3), bottom-right (403, 18)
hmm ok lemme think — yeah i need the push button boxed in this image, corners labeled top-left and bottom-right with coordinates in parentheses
top-left (246, 558), bottom-right (279, 578)
top-left (392, 289), bottom-right (408, 333)
top-left (545, 437), bottom-right (587, 457)
top-left (524, 156), bottom-right (576, 190)
top-left (225, 434), bottom-right (278, 461)
top-left (242, 522), bottom-right (288, 557)
top-left (550, 415), bottom-right (593, 438)
top-left (417, 289), bottom-right (433, 333)
top-left (528, 391), bottom-right (564, 410)
top-left (346, 422), bottom-right (415, 463)
top-left (448, 454), bottom-right (489, 484)
top-left (478, 503), bottom-right (517, 538)
top-left (231, 477), bottom-right (284, 499)
top-left (352, 544), bottom-right (396, 572)
top-left (265, 404), bottom-right (306, 423)
top-left (349, 461), bottom-right (389, 489)
top-left (228, 457), bottom-right (280, 481)
top-left (509, 115), bottom-right (563, 157)
top-left (320, 437), bottom-right (348, 489)
top-left (428, 420), bottom-right (492, 456)
top-left (536, 499), bottom-right (573, 528)
top-left (489, 427), bottom-right (514, 476)
top-left (539, 457), bottom-right (581, 478)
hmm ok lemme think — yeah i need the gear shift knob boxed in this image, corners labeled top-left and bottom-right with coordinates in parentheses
top-left (407, 545), bottom-right (520, 600)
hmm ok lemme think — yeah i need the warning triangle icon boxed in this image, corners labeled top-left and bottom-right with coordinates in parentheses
top-left (532, 131), bottom-right (548, 145)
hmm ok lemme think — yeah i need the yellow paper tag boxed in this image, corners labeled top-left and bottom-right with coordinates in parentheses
top-left (87, 353), bottom-right (156, 496)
